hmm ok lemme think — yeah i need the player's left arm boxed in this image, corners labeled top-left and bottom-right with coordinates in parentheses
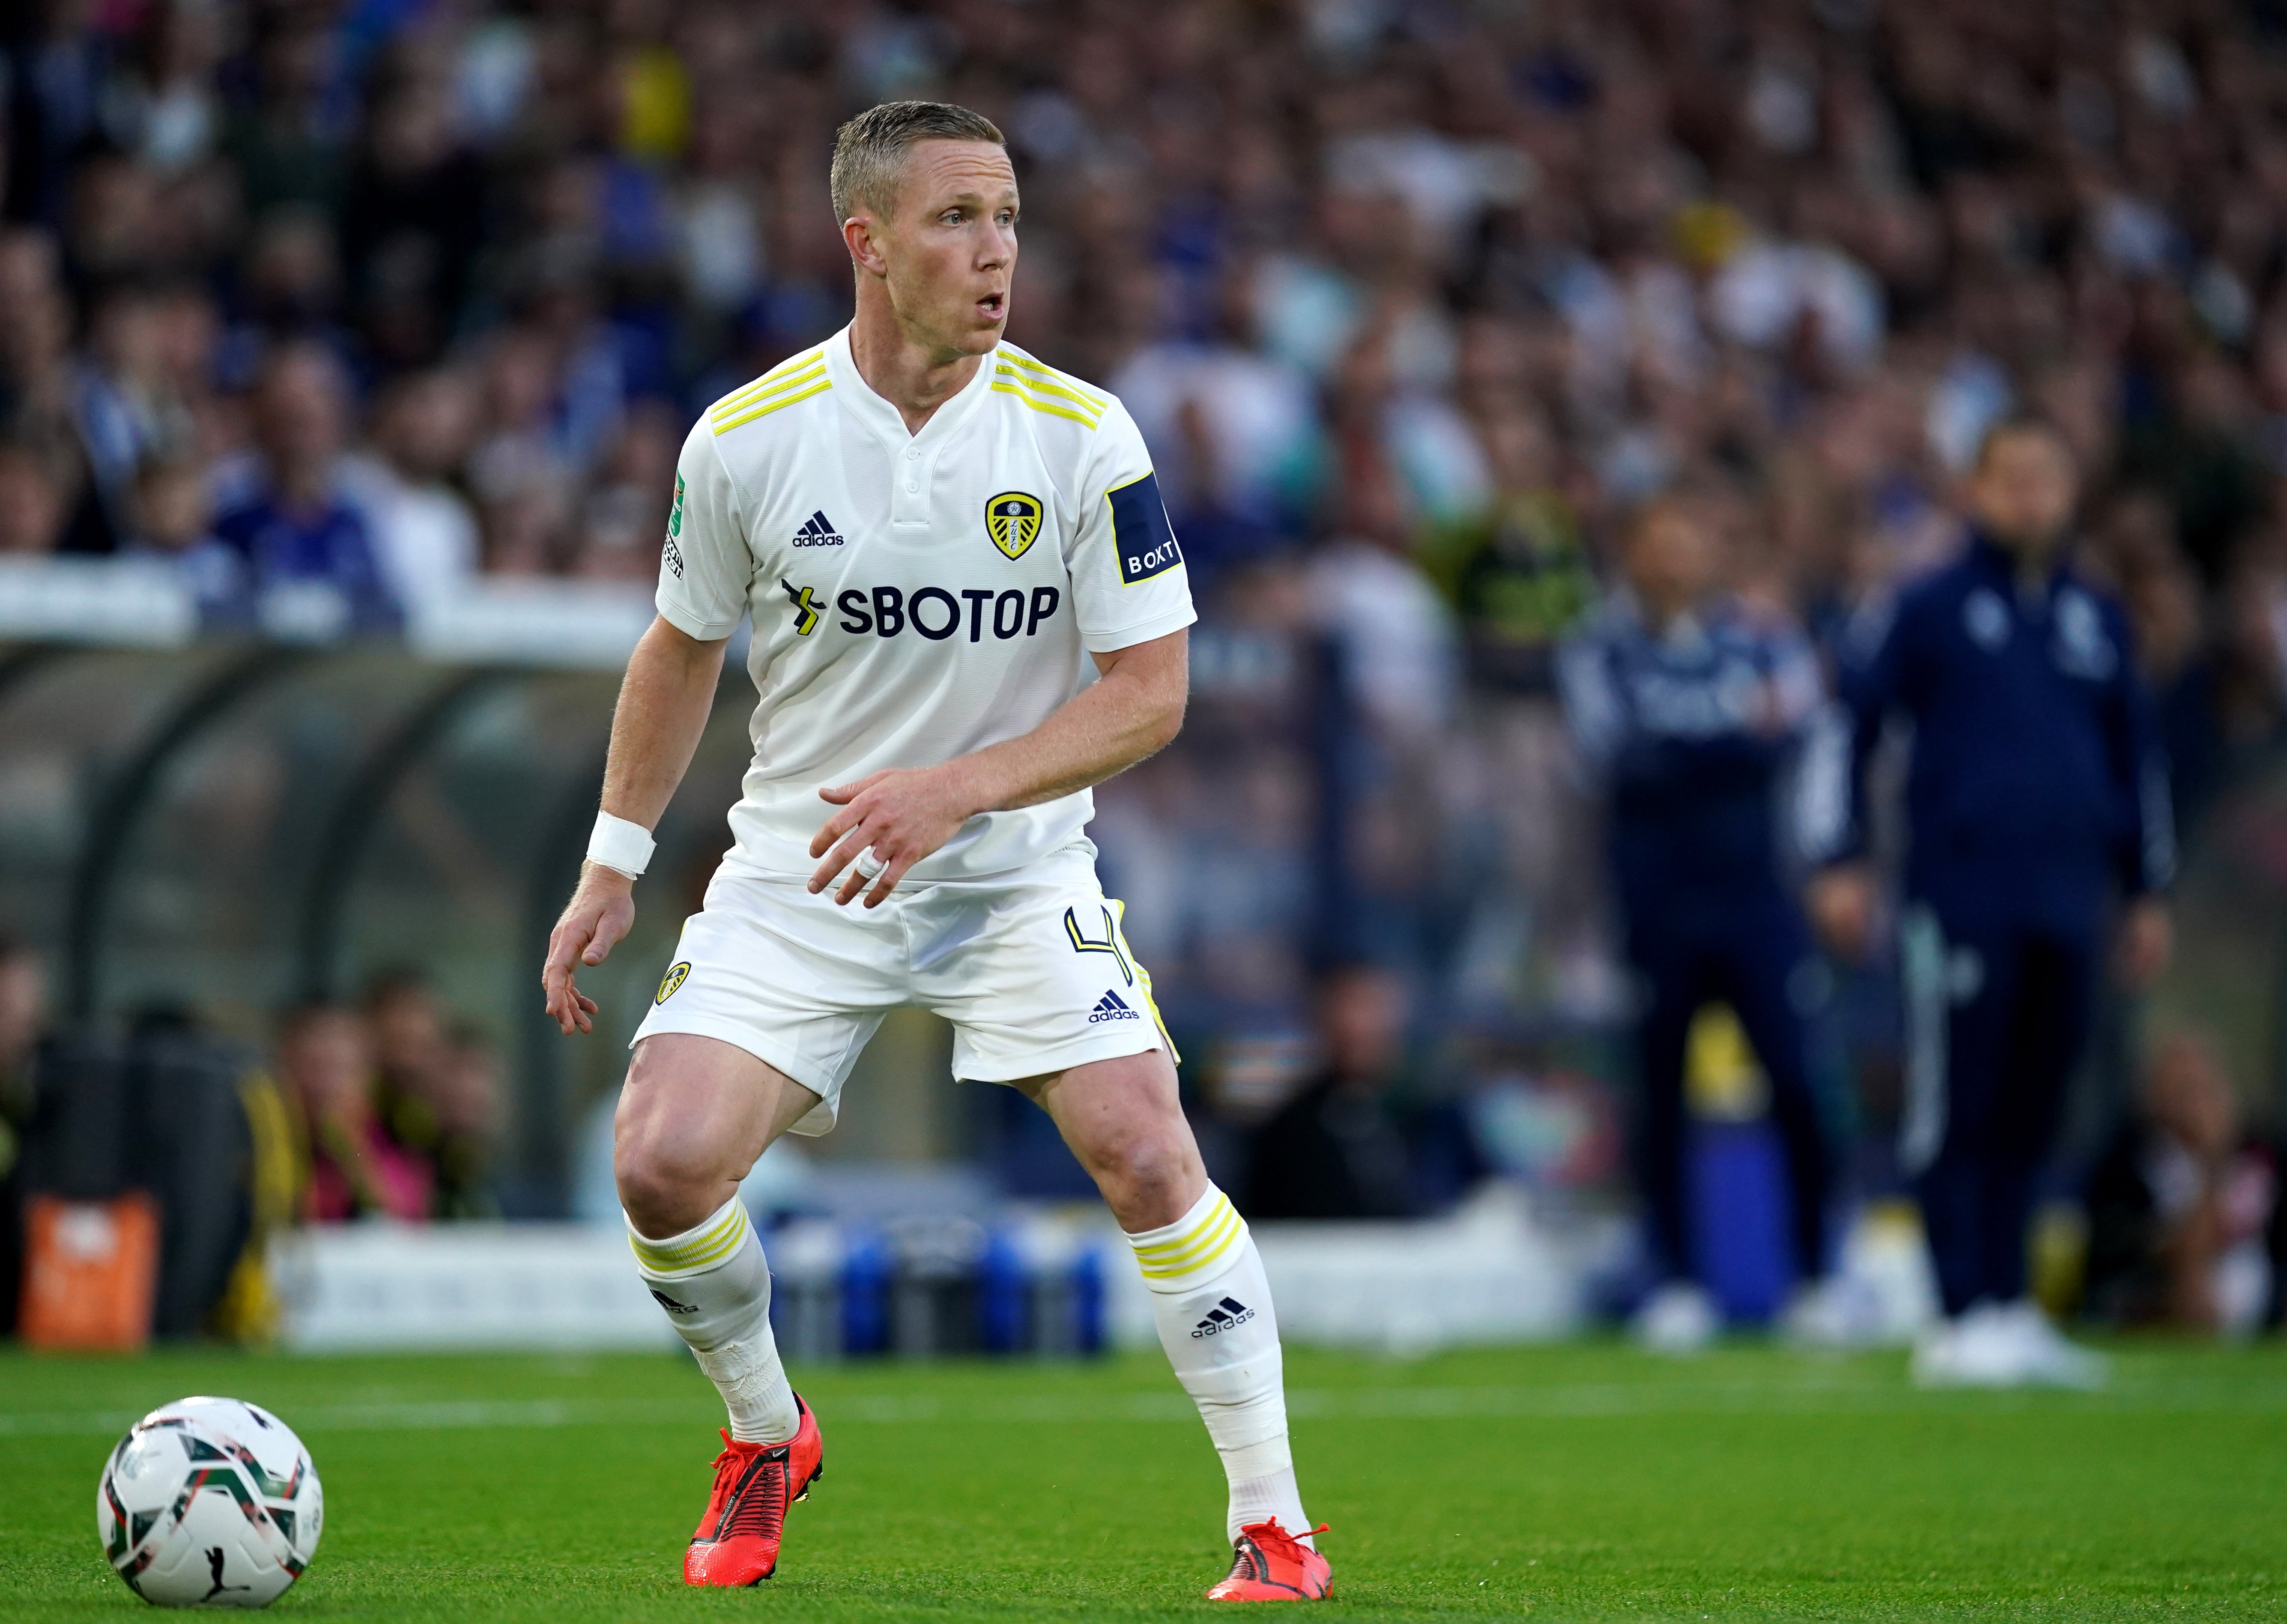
top-left (807, 627), bottom-right (1187, 907)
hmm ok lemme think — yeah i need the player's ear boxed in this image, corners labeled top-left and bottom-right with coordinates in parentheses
top-left (844, 213), bottom-right (889, 278)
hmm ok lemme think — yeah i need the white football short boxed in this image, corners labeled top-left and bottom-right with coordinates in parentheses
top-left (630, 842), bottom-right (1174, 1136)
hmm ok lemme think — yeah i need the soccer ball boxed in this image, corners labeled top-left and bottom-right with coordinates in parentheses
top-left (97, 1397), bottom-right (323, 1608)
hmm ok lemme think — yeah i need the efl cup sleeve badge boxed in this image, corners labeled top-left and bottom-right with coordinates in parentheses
top-left (985, 492), bottom-right (1043, 560)
top-left (663, 475), bottom-right (686, 577)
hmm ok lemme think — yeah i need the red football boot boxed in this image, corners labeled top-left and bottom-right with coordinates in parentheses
top-left (1206, 1520), bottom-right (1332, 1602)
top-left (682, 1396), bottom-right (825, 1586)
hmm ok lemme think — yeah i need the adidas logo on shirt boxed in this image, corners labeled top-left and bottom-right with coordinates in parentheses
top-left (1090, 990), bottom-right (1140, 1024)
top-left (1192, 1296), bottom-right (1254, 1338)
top-left (792, 510), bottom-right (846, 547)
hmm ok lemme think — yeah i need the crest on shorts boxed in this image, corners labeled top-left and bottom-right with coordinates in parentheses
top-left (655, 961), bottom-right (691, 1005)
top-left (985, 492), bottom-right (1043, 560)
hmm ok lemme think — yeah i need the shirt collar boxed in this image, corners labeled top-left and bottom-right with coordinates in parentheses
top-left (825, 324), bottom-right (999, 451)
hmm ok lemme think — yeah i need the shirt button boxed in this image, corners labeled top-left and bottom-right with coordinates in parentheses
top-left (906, 481), bottom-right (918, 492)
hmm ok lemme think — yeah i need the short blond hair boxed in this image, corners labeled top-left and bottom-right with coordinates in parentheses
top-left (829, 100), bottom-right (1006, 225)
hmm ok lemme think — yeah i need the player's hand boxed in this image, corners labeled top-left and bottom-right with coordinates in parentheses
top-left (2115, 896), bottom-right (2173, 991)
top-left (542, 863), bottom-right (637, 1035)
top-left (808, 764), bottom-right (980, 908)
top-left (1807, 864), bottom-right (1877, 963)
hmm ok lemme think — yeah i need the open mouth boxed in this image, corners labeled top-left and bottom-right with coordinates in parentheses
top-left (977, 293), bottom-right (1005, 319)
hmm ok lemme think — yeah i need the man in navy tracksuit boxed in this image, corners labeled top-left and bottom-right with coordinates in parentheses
top-left (1814, 420), bottom-right (2173, 1387)
top-left (1561, 496), bottom-right (1850, 1352)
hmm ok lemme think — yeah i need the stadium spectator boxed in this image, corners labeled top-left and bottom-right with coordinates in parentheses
top-left (344, 367), bottom-right (482, 618)
top-left (0, 932), bottom-right (49, 1336)
top-left (122, 452), bottom-right (248, 621)
top-left (364, 971), bottom-right (499, 1221)
top-left (211, 341), bottom-right (401, 637)
top-left (1559, 493), bottom-right (1851, 1353)
top-left (274, 1001), bottom-right (430, 1225)
top-left (1242, 964), bottom-right (1419, 1221)
top-left (2083, 1031), bottom-right (2279, 1335)
top-left (0, 443), bottom-right (68, 555)
top-left (1814, 419), bottom-right (2174, 1388)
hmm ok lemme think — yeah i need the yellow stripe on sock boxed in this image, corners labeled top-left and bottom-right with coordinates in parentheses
top-left (1134, 1197), bottom-right (1244, 1278)
top-left (629, 1202), bottom-right (750, 1275)
top-left (1137, 1212), bottom-right (1242, 1280)
top-left (1130, 1192), bottom-right (1234, 1261)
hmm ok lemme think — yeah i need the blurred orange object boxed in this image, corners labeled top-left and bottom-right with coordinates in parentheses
top-left (18, 1193), bottom-right (159, 1351)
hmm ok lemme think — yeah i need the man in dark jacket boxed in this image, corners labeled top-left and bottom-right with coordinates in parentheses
top-left (1813, 418), bottom-right (2173, 1387)
top-left (1560, 494), bottom-right (1854, 1353)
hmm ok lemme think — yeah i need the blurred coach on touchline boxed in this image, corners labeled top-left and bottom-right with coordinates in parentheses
top-left (1812, 419), bottom-right (2174, 1390)
top-left (1560, 494), bottom-right (1850, 1355)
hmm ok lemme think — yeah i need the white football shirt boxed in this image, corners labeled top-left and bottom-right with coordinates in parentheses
top-left (657, 326), bottom-right (1196, 884)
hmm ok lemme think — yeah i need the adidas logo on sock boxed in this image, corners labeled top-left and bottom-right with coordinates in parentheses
top-left (649, 1288), bottom-right (698, 1314)
top-left (1089, 989), bottom-right (1140, 1024)
top-left (791, 510), bottom-right (846, 547)
top-left (1191, 1296), bottom-right (1254, 1338)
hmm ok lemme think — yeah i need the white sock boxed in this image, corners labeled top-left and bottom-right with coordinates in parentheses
top-left (1125, 1185), bottom-right (1313, 1548)
top-left (628, 1197), bottom-right (800, 1444)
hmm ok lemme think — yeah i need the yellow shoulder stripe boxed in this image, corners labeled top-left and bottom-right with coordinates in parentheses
top-left (991, 379), bottom-right (1098, 429)
top-left (713, 374), bottom-right (832, 434)
top-left (711, 358), bottom-right (827, 424)
top-left (993, 364), bottom-right (1105, 421)
top-left (1000, 350), bottom-right (1109, 409)
top-left (711, 349), bottom-right (826, 419)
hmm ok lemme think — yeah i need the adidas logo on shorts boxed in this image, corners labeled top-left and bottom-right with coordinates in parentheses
top-left (792, 509), bottom-right (845, 546)
top-left (1192, 1296), bottom-right (1254, 1338)
top-left (1089, 990), bottom-right (1140, 1023)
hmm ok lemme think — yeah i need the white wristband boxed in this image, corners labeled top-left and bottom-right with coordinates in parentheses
top-left (587, 811), bottom-right (655, 879)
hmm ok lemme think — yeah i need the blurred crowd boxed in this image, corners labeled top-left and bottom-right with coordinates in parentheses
top-left (270, 970), bottom-right (503, 1223)
top-left (9, 0), bottom-right (2287, 1328)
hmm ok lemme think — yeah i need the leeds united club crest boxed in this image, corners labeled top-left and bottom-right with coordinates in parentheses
top-left (985, 492), bottom-right (1042, 560)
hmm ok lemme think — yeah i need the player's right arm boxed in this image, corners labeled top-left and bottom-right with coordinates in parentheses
top-left (542, 617), bottom-right (730, 1034)
top-left (544, 423), bottom-right (749, 1035)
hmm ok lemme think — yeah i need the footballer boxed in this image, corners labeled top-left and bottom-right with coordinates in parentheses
top-left (541, 101), bottom-right (1329, 1602)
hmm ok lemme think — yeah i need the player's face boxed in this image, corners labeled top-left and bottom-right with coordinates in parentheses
top-left (1969, 431), bottom-right (2078, 550)
top-left (878, 140), bottom-right (1019, 358)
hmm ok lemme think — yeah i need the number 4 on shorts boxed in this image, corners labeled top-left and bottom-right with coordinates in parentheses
top-left (1063, 905), bottom-right (1134, 987)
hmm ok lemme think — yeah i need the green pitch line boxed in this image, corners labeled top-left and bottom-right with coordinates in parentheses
top-left (2, 1341), bottom-right (2281, 1621)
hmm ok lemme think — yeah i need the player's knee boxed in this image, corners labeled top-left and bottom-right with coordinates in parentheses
top-left (612, 1115), bottom-right (723, 1235)
top-left (1091, 1120), bottom-right (1199, 1229)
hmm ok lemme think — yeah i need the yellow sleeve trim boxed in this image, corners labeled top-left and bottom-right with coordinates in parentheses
top-left (1000, 351), bottom-right (1110, 409)
top-left (712, 349), bottom-right (826, 418)
top-left (713, 377), bottom-right (833, 434)
top-left (991, 381), bottom-right (1098, 429)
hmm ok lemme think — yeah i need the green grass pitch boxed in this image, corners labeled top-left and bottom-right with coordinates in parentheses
top-left (3, 1339), bottom-right (2282, 1621)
